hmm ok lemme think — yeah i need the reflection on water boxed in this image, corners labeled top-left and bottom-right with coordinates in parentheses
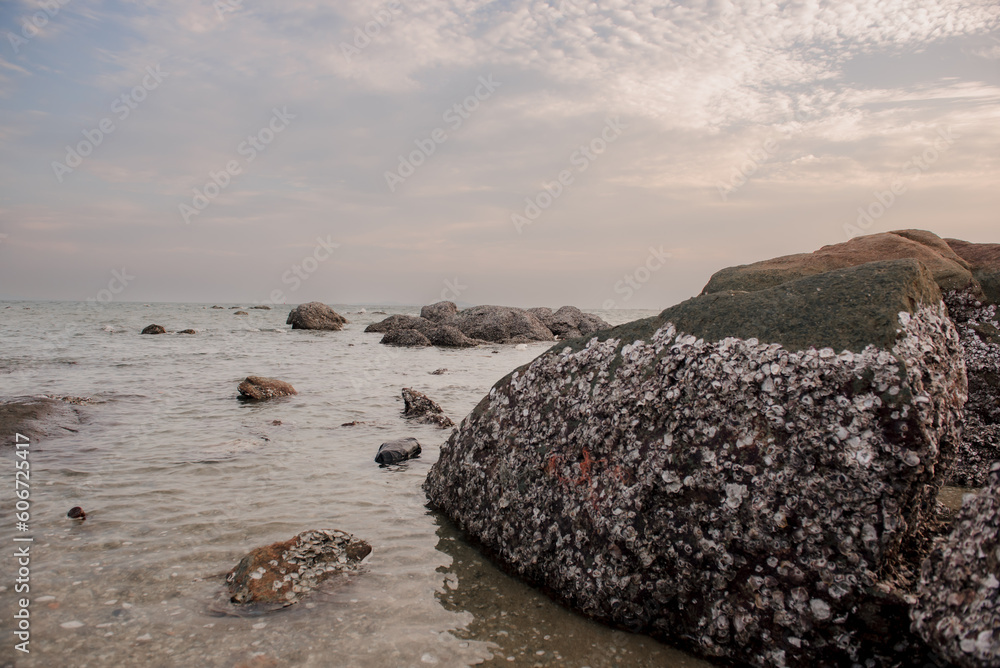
top-left (432, 514), bottom-right (713, 667)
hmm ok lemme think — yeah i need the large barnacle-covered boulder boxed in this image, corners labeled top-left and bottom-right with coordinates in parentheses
top-left (911, 462), bottom-right (1000, 667)
top-left (424, 259), bottom-right (967, 668)
top-left (701, 229), bottom-right (999, 487)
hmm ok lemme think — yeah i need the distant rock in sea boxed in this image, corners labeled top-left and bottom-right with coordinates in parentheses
top-left (140, 324), bottom-right (166, 335)
top-left (381, 328), bottom-right (432, 347)
top-left (286, 302), bottom-right (348, 331)
top-left (237, 376), bottom-right (297, 400)
top-left (250, 305), bottom-right (271, 310)
top-left (425, 252), bottom-right (970, 667)
top-left (367, 301), bottom-right (609, 347)
top-left (178, 329), bottom-right (196, 334)
top-left (225, 529), bottom-right (371, 608)
top-left (233, 310), bottom-right (248, 316)
top-left (401, 388), bottom-right (454, 428)
top-left (211, 305), bottom-right (224, 309)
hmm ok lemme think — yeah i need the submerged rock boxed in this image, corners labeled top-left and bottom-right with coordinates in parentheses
top-left (375, 437), bottom-right (422, 465)
top-left (178, 329), bottom-right (196, 335)
top-left (912, 462), bottom-right (1000, 667)
top-left (237, 376), bottom-right (297, 401)
top-left (381, 328), bottom-right (432, 347)
top-left (425, 259), bottom-right (966, 667)
top-left (226, 529), bottom-right (371, 608)
top-left (286, 302), bottom-right (348, 331)
top-left (402, 388), bottom-right (454, 429)
top-left (0, 396), bottom-right (86, 442)
top-left (141, 324), bottom-right (166, 335)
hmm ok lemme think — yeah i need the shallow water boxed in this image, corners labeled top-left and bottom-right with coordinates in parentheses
top-left (0, 301), bottom-right (710, 668)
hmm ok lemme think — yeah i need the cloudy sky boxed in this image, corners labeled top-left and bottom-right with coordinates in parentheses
top-left (1, 0), bottom-right (998, 308)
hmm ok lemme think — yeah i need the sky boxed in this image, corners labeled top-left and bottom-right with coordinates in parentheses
top-left (0, 0), bottom-right (998, 309)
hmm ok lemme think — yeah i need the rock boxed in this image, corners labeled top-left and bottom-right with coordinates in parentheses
top-left (548, 306), bottom-right (611, 339)
top-left (702, 230), bottom-right (977, 296)
top-left (375, 437), bottom-right (422, 465)
top-left (701, 230), bottom-right (1000, 489)
top-left (912, 462), bottom-right (1000, 667)
top-left (947, 238), bottom-right (1000, 305)
top-left (527, 307), bottom-right (553, 327)
top-left (178, 329), bottom-right (196, 334)
top-left (420, 301), bottom-right (458, 323)
top-left (141, 324), bottom-right (166, 335)
top-left (286, 302), bottom-right (348, 331)
top-left (424, 259), bottom-right (967, 667)
top-left (234, 310), bottom-right (248, 316)
top-left (237, 376), bottom-right (297, 400)
top-left (450, 305), bottom-right (554, 344)
top-left (402, 388), bottom-right (454, 429)
top-left (211, 305), bottom-right (224, 309)
top-left (250, 305), bottom-right (271, 310)
top-left (67, 506), bottom-right (86, 520)
top-left (365, 314), bottom-right (435, 334)
top-left (427, 325), bottom-right (479, 348)
top-left (381, 328), bottom-right (432, 347)
top-left (0, 396), bottom-right (85, 442)
top-left (430, 368), bottom-right (448, 375)
top-left (226, 529), bottom-right (371, 607)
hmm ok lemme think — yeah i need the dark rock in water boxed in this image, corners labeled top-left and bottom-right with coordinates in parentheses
top-left (450, 305), bottom-right (554, 344)
top-left (427, 325), bottom-right (479, 348)
top-left (430, 368), bottom-right (448, 375)
top-left (420, 301), bottom-right (458, 323)
top-left (178, 329), bottom-right (196, 334)
top-left (365, 314), bottom-right (434, 335)
top-left (402, 388), bottom-right (454, 429)
top-left (67, 506), bottom-right (86, 520)
top-left (424, 259), bottom-right (966, 668)
top-left (141, 324), bottom-right (166, 335)
top-left (0, 396), bottom-right (85, 442)
top-left (211, 305), bottom-right (224, 309)
top-left (286, 302), bottom-right (348, 331)
top-left (237, 376), bottom-right (297, 400)
top-left (547, 305), bottom-right (611, 340)
top-left (375, 437), bottom-right (422, 465)
top-left (381, 328), bottom-right (432, 347)
top-left (912, 462), bottom-right (1000, 667)
top-left (226, 529), bottom-right (371, 607)
top-left (250, 305), bottom-right (272, 310)
top-left (234, 310), bottom-right (248, 316)
top-left (947, 238), bottom-right (1000, 305)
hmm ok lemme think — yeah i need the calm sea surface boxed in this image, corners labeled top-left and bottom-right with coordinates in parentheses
top-left (0, 301), bottom-right (711, 668)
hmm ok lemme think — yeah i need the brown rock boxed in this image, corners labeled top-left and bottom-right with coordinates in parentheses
top-left (420, 301), bottom-right (458, 323)
top-left (226, 529), bottom-right (371, 607)
top-left (237, 376), bottom-right (297, 400)
top-left (402, 388), bottom-right (454, 428)
top-left (381, 328), bottom-right (432, 347)
top-left (286, 302), bottom-right (348, 330)
top-left (702, 229), bottom-right (978, 295)
top-left (946, 238), bottom-right (1000, 305)
top-left (140, 324), bottom-right (166, 335)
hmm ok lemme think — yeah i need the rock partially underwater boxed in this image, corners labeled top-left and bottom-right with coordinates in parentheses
top-left (286, 302), bottom-right (348, 331)
top-left (375, 437), bottom-right (422, 465)
top-left (402, 388), bottom-right (454, 429)
top-left (225, 529), bottom-right (371, 609)
top-left (237, 376), bottom-right (297, 401)
top-left (424, 259), bottom-right (967, 668)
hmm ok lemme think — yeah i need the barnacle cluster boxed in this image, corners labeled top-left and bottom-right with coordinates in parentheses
top-left (226, 529), bottom-right (371, 607)
top-left (912, 462), bottom-right (1000, 667)
top-left (425, 302), bottom-right (966, 667)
